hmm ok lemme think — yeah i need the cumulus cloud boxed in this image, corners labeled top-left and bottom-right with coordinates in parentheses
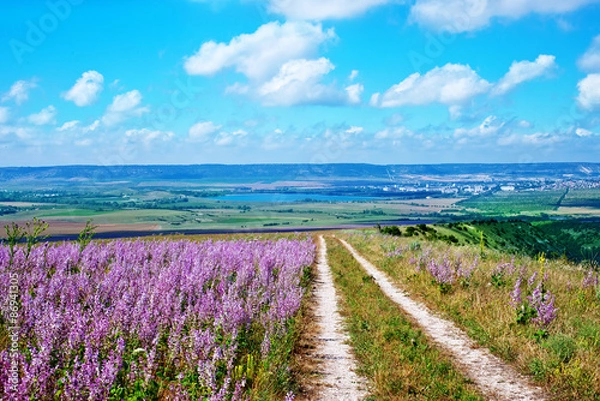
top-left (373, 64), bottom-right (491, 107)
top-left (493, 55), bottom-right (556, 95)
top-left (27, 105), bottom-right (57, 125)
top-left (189, 121), bottom-right (222, 141)
top-left (577, 73), bottom-right (600, 110)
top-left (455, 115), bottom-right (505, 138)
top-left (184, 21), bottom-right (335, 81)
top-left (578, 35), bottom-right (600, 72)
top-left (346, 126), bottom-right (364, 134)
top-left (374, 57), bottom-right (556, 110)
top-left (268, 0), bottom-right (389, 20)
top-left (257, 58), bottom-right (348, 106)
top-left (102, 90), bottom-right (149, 126)
top-left (0, 126), bottom-right (32, 140)
top-left (374, 126), bottom-right (413, 139)
top-left (2, 79), bottom-right (37, 105)
top-left (345, 83), bottom-right (364, 104)
top-left (518, 120), bottom-right (533, 128)
top-left (56, 120), bottom-right (80, 132)
top-left (125, 128), bottom-right (174, 146)
top-left (576, 127), bottom-right (594, 137)
top-left (184, 21), bottom-right (359, 107)
top-left (0, 107), bottom-right (9, 124)
top-left (214, 129), bottom-right (247, 146)
top-left (410, 0), bottom-right (600, 32)
top-left (498, 132), bottom-right (563, 147)
top-left (84, 120), bottom-right (100, 133)
top-left (62, 71), bottom-right (104, 106)
top-left (349, 70), bottom-right (359, 81)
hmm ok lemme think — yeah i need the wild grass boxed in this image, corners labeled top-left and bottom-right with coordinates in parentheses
top-left (343, 231), bottom-right (600, 400)
top-left (325, 237), bottom-right (485, 401)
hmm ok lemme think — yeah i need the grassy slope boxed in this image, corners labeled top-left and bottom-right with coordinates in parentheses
top-left (325, 237), bottom-right (485, 401)
top-left (342, 231), bottom-right (600, 400)
top-left (383, 220), bottom-right (600, 265)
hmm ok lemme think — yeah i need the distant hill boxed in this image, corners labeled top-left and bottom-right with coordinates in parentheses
top-left (1, 163), bottom-right (599, 185)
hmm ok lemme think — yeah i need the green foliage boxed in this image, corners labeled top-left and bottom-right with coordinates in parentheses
top-left (528, 358), bottom-right (549, 380)
top-left (3, 221), bottom-right (25, 265)
top-left (491, 272), bottom-right (506, 288)
top-left (515, 302), bottom-right (537, 325)
top-left (408, 241), bottom-right (421, 251)
top-left (543, 334), bottom-right (577, 363)
top-left (458, 190), bottom-right (566, 214)
top-left (378, 225), bottom-right (402, 236)
top-left (3, 218), bottom-right (48, 262)
top-left (77, 219), bottom-right (98, 251)
top-left (24, 217), bottom-right (49, 258)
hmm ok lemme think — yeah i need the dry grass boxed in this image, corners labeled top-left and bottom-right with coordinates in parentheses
top-left (342, 230), bottom-right (600, 400)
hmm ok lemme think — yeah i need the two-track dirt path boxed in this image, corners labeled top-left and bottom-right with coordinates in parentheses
top-left (337, 237), bottom-right (547, 401)
top-left (308, 235), bottom-right (368, 400)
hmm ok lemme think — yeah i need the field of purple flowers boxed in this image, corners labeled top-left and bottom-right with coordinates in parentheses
top-left (0, 238), bottom-right (315, 400)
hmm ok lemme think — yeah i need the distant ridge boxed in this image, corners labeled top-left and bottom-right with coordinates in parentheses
top-left (1, 163), bottom-right (599, 184)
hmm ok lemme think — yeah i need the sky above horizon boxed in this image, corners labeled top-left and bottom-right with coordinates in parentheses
top-left (1, 0), bottom-right (600, 167)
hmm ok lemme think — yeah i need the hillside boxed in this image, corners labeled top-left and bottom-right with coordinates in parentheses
top-left (380, 220), bottom-right (600, 265)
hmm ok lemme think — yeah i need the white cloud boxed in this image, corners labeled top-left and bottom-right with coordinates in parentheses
top-left (189, 121), bottom-right (222, 141)
top-left (492, 55), bottom-right (556, 95)
top-left (184, 21), bottom-right (335, 81)
top-left (578, 35), bottom-right (600, 72)
top-left (257, 58), bottom-right (347, 106)
top-left (84, 120), bottom-right (100, 133)
top-left (214, 129), bottom-right (247, 146)
top-left (125, 128), bottom-right (174, 146)
top-left (518, 120), bottom-right (532, 128)
top-left (374, 63), bottom-right (491, 107)
top-left (2, 79), bottom-right (37, 105)
top-left (27, 105), bottom-right (57, 125)
top-left (57, 120), bottom-right (80, 132)
top-left (62, 71), bottom-right (104, 107)
top-left (0, 107), bottom-right (9, 124)
top-left (448, 105), bottom-right (463, 120)
top-left (455, 115), bottom-right (505, 138)
top-left (262, 129), bottom-right (287, 150)
top-left (369, 92), bottom-right (381, 106)
top-left (345, 83), bottom-right (364, 104)
top-left (268, 0), bottom-right (389, 20)
top-left (225, 82), bottom-right (250, 95)
top-left (102, 90), bottom-right (149, 126)
top-left (498, 132), bottom-right (563, 147)
top-left (522, 132), bottom-right (563, 146)
top-left (349, 70), bottom-right (359, 81)
top-left (110, 79), bottom-right (122, 90)
top-left (75, 139), bottom-right (93, 147)
top-left (410, 0), bottom-right (600, 33)
top-left (375, 126), bottom-right (413, 139)
top-left (577, 73), bottom-right (600, 110)
top-left (0, 125), bottom-right (32, 139)
top-left (576, 127), bottom-right (594, 137)
top-left (346, 126), bottom-right (364, 134)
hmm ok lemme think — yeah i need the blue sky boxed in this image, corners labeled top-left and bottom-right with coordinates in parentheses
top-left (1, 0), bottom-right (600, 166)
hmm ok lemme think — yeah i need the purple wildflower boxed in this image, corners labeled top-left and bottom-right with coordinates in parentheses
top-left (528, 271), bottom-right (538, 287)
top-left (509, 276), bottom-right (523, 308)
top-left (527, 282), bottom-right (558, 329)
top-left (582, 269), bottom-right (599, 289)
